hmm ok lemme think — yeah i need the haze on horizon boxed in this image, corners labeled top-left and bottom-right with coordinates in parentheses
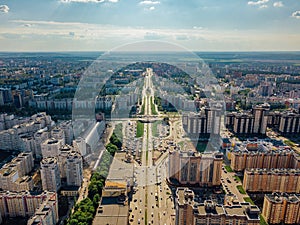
top-left (0, 0), bottom-right (300, 52)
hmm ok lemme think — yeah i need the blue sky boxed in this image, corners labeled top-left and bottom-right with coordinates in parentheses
top-left (0, 0), bottom-right (300, 51)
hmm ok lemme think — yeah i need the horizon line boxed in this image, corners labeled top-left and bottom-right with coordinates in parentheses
top-left (1, 50), bottom-right (300, 53)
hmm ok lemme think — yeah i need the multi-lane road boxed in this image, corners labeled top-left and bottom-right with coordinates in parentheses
top-left (129, 68), bottom-right (175, 225)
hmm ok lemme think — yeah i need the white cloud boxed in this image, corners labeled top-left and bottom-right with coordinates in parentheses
top-left (149, 6), bottom-right (155, 10)
top-left (60, 0), bottom-right (117, 3)
top-left (193, 26), bottom-right (203, 30)
top-left (292, 11), bottom-right (300, 19)
top-left (273, 1), bottom-right (283, 7)
top-left (0, 5), bottom-right (9, 13)
top-left (248, 0), bottom-right (268, 6)
top-left (144, 32), bottom-right (167, 40)
top-left (259, 4), bottom-right (268, 9)
top-left (3, 19), bottom-right (300, 51)
top-left (139, 1), bottom-right (160, 5)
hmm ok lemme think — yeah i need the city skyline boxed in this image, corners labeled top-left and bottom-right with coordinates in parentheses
top-left (0, 0), bottom-right (300, 51)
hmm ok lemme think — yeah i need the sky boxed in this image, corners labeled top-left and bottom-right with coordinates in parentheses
top-left (0, 0), bottom-right (300, 51)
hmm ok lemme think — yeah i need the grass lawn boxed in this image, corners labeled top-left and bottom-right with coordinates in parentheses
top-left (234, 175), bottom-right (242, 182)
top-left (136, 121), bottom-right (144, 138)
top-left (284, 139), bottom-right (296, 147)
top-left (150, 96), bottom-right (158, 115)
top-left (152, 121), bottom-right (160, 137)
top-left (224, 165), bottom-right (233, 172)
top-left (243, 197), bottom-right (255, 205)
top-left (140, 97), bottom-right (145, 115)
top-left (236, 185), bottom-right (246, 194)
top-left (260, 214), bottom-right (268, 225)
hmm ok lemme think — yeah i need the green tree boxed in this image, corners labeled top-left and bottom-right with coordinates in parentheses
top-left (93, 194), bottom-right (100, 208)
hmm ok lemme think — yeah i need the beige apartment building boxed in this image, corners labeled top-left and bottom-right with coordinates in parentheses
top-left (243, 168), bottom-right (300, 193)
top-left (169, 151), bottom-right (223, 187)
top-left (40, 157), bottom-right (61, 192)
top-left (0, 191), bottom-right (56, 218)
top-left (176, 188), bottom-right (260, 225)
top-left (262, 193), bottom-right (300, 225)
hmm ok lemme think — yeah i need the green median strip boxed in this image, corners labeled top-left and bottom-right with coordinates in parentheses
top-left (260, 214), bottom-right (268, 225)
top-left (136, 121), bottom-right (144, 138)
top-left (224, 165), bottom-right (233, 172)
top-left (236, 185), bottom-right (246, 194)
top-left (243, 197), bottom-right (255, 205)
top-left (234, 175), bottom-right (241, 183)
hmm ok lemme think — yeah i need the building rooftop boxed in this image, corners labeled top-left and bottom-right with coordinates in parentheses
top-left (106, 152), bottom-right (134, 187)
top-left (93, 199), bottom-right (128, 225)
top-left (266, 192), bottom-right (300, 204)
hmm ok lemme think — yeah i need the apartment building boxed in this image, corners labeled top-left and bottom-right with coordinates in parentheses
top-left (0, 191), bottom-right (56, 219)
top-left (175, 188), bottom-right (260, 225)
top-left (41, 138), bottom-right (63, 158)
top-left (66, 151), bottom-right (83, 187)
top-left (27, 192), bottom-right (59, 225)
top-left (182, 105), bottom-right (222, 137)
top-left (0, 152), bottom-right (34, 192)
top-left (262, 193), bottom-right (300, 225)
top-left (40, 157), bottom-right (61, 192)
top-left (279, 112), bottom-right (300, 134)
top-left (231, 148), bottom-right (299, 172)
top-left (243, 168), bottom-right (300, 193)
top-left (169, 151), bottom-right (223, 187)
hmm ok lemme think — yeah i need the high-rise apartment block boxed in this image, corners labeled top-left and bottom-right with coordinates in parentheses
top-left (226, 103), bottom-right (270, 135)
top-left (59, 120), bottom-right (74, 145)
top-left (262, 193), bottom-right (300, 225)
top-left (0, 152), bottom-right (34, 192)
top-left (175, 188), bottom-right (260, 225)
top-left (41, 138), bottom-right (63, 158)
top-left (233, 113), bottom-right (255, 134)
top-left (57, 144), bottom-right (74, 179)
top-left (231, 148), bottom-right (299, 172)
top-left (0, 191), bottom-right (56, 219)
top-left (169, 151), bottom-right (223, 187)
top-left (66, 151), bottom-right (83, 187)
top-left (243, 168), bottom-right (300, 193)
top-left (279, 112), bottom-right (300, 134)
top-left (50, 127), bottom-right (65, 145)
top-left (27, 192), bottom-right (59, 225)
top-left (0, 112), bottom-right (53, 151)
top-left (40, 157), bottom-right (61, 192)
top-left (252, 103), bottom-right (270, 134)
top-left (33, 129), bottom-right (49, 158)
top-left (182, 106), bottom-right (222, 138)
